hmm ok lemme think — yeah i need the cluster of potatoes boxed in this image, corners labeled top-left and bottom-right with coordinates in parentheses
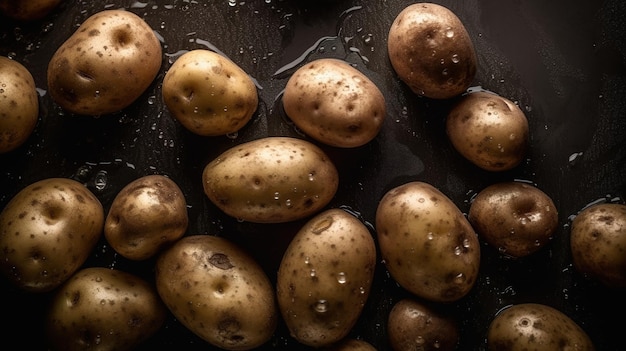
top-left (0, 1), bottom-right (624, 351)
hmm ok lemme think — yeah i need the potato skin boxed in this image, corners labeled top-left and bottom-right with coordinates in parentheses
top-left (277, 208), bottom-right (377, 347)
top-left (570, 203), bottom-right (626, 289)
top-left (0, 177), bottom-right (104, 292)
top-left (104, 174), bottom-right (188, 261)
top-left (162, 49), bottom-right (258, 136)
top-left (46, 267), bottom-right (167, 351)
top-left (155, 235), bottom-right (278, 350)
top-left (487, 303), bottom-right (595, 351)
top-left (47, 9), bottom-right (162, 115)
top-left (282, 58), bottom-right (386, 148)
top-left (375, 181), bottom-right (480, 302)
top-left (202, 136), bottom-right (339, 223)
top-left (387, 3), bottom-right (477, 99)
top-left (0, 0), bottom-right (62, 21)
top-left (322, 338), bottom-right (378, 351)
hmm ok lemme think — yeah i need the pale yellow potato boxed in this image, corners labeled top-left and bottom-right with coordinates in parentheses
top-left (162, 49), bottom-right (258, 136)
top-left (0, 0), bottom-right (62, 21)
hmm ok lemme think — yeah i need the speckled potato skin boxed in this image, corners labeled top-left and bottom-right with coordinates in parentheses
top-left (47, 9), bottom-right (162, 115)
top-left (282, 58), bottom-right (386, 148)
top-left (0, 56), bottom-right (39, 153)
top-left (468, 182), bottom-right (558, 258)
top-left (202, 136), bottom-right (339, 223)
top-left (387, 3), bottom-right (477, 99)
top-left (446, 91), bottom-right (529, 171)
top-left (322, 338), bottom-right (378, 351)
top-left (0, 177), bottom-right (104, 292)
top-left (46, 267), bottom-right (167, 351)
top-left (162, 49), bottom-right (258, 136)
top-left (277, 208), bottom-right (377, 347)
top-left (375, 181), bottom-right (480, 302)
top-left (0, 0), bottom-right (62, 21)
top-left (487, 303), bottom-right (595, 351)
top-left (570, 203), bottom-right (626, 289)
top-left (155, 235), bottom-right (278, 350)
top-left (104, 174), bottom-right (188, 261)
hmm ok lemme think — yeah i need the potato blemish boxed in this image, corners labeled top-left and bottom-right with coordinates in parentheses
top-left (209, 253), bottom-right (234, 270)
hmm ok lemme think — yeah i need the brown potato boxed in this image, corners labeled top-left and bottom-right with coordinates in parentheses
top-left (0, 0), bottom-right (62, 21)
top-left (322, 338), bottom-right (378, 351)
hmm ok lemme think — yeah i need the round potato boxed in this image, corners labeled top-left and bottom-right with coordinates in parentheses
top-left (0, 0), bottom-right (62, 21)
top-left (322, 338), bottom-right (377, 351)
top-left (0, 177), bottom-right (104, 292)
top-left (0, 56), bottom-right (39, 153)
top-left (375, 181), bottom-right (480, 302)
top-left (446, 90), bottom-right (529, 171)
top-left (487, 303), bottom-right (595, 351)
top-left (202, 136), bottom-right (339, 223)
top-left (104, 174), bottom-right (188, 261)
top-left (282, 58), bottom-right (386, 148)
top-left (155, 235), bottom-right (278, 350)
top-left (387, 3), bottom-right (477, 99)
top-left (570, 203), bottom-right (626, 289)
top-left (46, 267), bottom-right (167, 351)
top-left (468, 181), bottom-right (558, 258)
top-left (277, 208), bottom-right (377, 347)
top-left (47, 9), bottom-right (162, 116)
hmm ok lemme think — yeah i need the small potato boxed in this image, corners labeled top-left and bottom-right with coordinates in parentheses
top-left (47, 9), bottom-right (162, 116)
top-left (322, 338), bottom-right (378, 351)
top-left (0, 0), bottom-right (62, 21)
top-left (0, 177), bottom-right (104, 292)
top-left (282, 58), bottom-right (386, 148)
top-left (446, 90), bottom-right (529, 171)
top-left (486, 303), bottom-right (595, 351)
top-left (202, 136), bottom-right (339, 223)
top-left (162, 49), bottom-right (258, 136)
top-left (375, 181), bottom-right (480, 302)
top-left (276, 208), bottom-right (377, 347)
top-left (104, 174), bottom-right (188, 261)
top-left (468, 181), bottom-right (558, 258)
top-left (155, 235), bottom-right (278, 350)
top-left (46, 267), bottom-right (167, 351)
top-left (387, 3), bottom-right (477, 99)
top-left (570, 203), bottom-right (626, 289)
top-left (0, 56), bottom-right (39, 153)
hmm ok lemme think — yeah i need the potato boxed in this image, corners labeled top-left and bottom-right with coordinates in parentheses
top-left (0, 177), bottom-right (104, 292)
top-left (104, 174), bottom-right (188, 261)
top-left (155, 235), bottom-right (277, 350)
top-left (0, 56), bottom-right (39, 153)
top-left (162, 49), bottom-right (258, 136)
top-left (47, 9), bottom-right (162, 116)
top-left (446, 90), bottom-right (529, 171)
top-left (276, 208), bottom-right (377, 347)
top-left (486, 303), bottom-right (595, 351)
top-left (375, 181), bottom-right (480, 302)
top-left (282, 58), bottom-right (386, 148)
top-left (570, 203), bottom-right (626, 289)
top-left (387, 298), bottom-right (459, 351)
top-left (0, 0), bottom-right (62, 21)
top-left (322, 338), bottom-right (378, 351)
top-left (468, 181), bottom-right (558, 258)
top-left (387, 3), bottom-right (477, 99)
top-left (45, 267), bottom-right (167, 351)
top-left (202, 136), bottom-right (339, 223)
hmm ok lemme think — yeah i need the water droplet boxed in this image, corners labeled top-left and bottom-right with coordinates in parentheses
top-left (451, 54), bottom-right (460, 63)
top-left (94, 170), bottom-right (108, 190)
top-left (445, 28), bottom-right (454, 38)
top-left (285, 199), bottom-right (292, 208)
top-left (310, 269), bottom-right (317, 277)
top-left (314, 299), bottom-right (328, 313)
top-left (462, 238), bottom-right (470, 248)
top-left (454, 246), bottom-right (462, 256)
top-left (415, 336), bottom-right (425, 346)
top-left (453, 273), bottom-right (466, 284)
top-left (427, 232), bottom-right (434, 240)
top-left (337, 272), bottom-right (346, 284)
top-left (304, 256), bottom-right (310, 265)
top-left (308, 173), bottom-right (315, 181)
top-left (274, 192), bottom-right (280, 200)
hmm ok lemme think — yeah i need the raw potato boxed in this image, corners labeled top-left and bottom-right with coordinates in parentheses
top-left (282, 58), bottom-right (386, 148)
top-left (0, 0), bottom-right (62, 21)
top-left (322, 338), bottom-right (378, 351)
top-left (104, 174), bottom-right (188, 261)
top-left (468, 182), bottom-right (558, 258)
top-left (0, 56), bottom-right (39, 153)
top-left (155, 235), bottom-right (278, 350)
top-left (0, 177), bottom-right (104, 292)
top-left (202, 136), bottom-right (339, 223)
top-left (570, 203), bottom-right (626, 289)
top-left (446, 90), bottom-right (529, 171)
top-left (486, 303), bottom-right (595, 351)
top-left (277, 208), bottom-right (377, 347)
top-left (47, 9), bottom-right (162, 116)
top-left (46, 267), bottom-right (167, 351)
top-left (375, 181), bottom-right (480, 302)
top-left (387, 3), bottom-right (477, 99)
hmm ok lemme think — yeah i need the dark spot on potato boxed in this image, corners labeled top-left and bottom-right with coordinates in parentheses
top-left (209, 253), bottom-right (234, 270)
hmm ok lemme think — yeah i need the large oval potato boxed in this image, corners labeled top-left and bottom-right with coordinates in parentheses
top-left (155, 235), bottom-right (278, 350)
top-left (277, 208), bottom-right (377, 347)
top-left (47, 9), bottom-right (162, 115)
top-left (375, 181), bottom-right (480, 302)
top-left (0, 177), bottom-right (104, 292)
top-left (202, 136), bottom-right (339, 223)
